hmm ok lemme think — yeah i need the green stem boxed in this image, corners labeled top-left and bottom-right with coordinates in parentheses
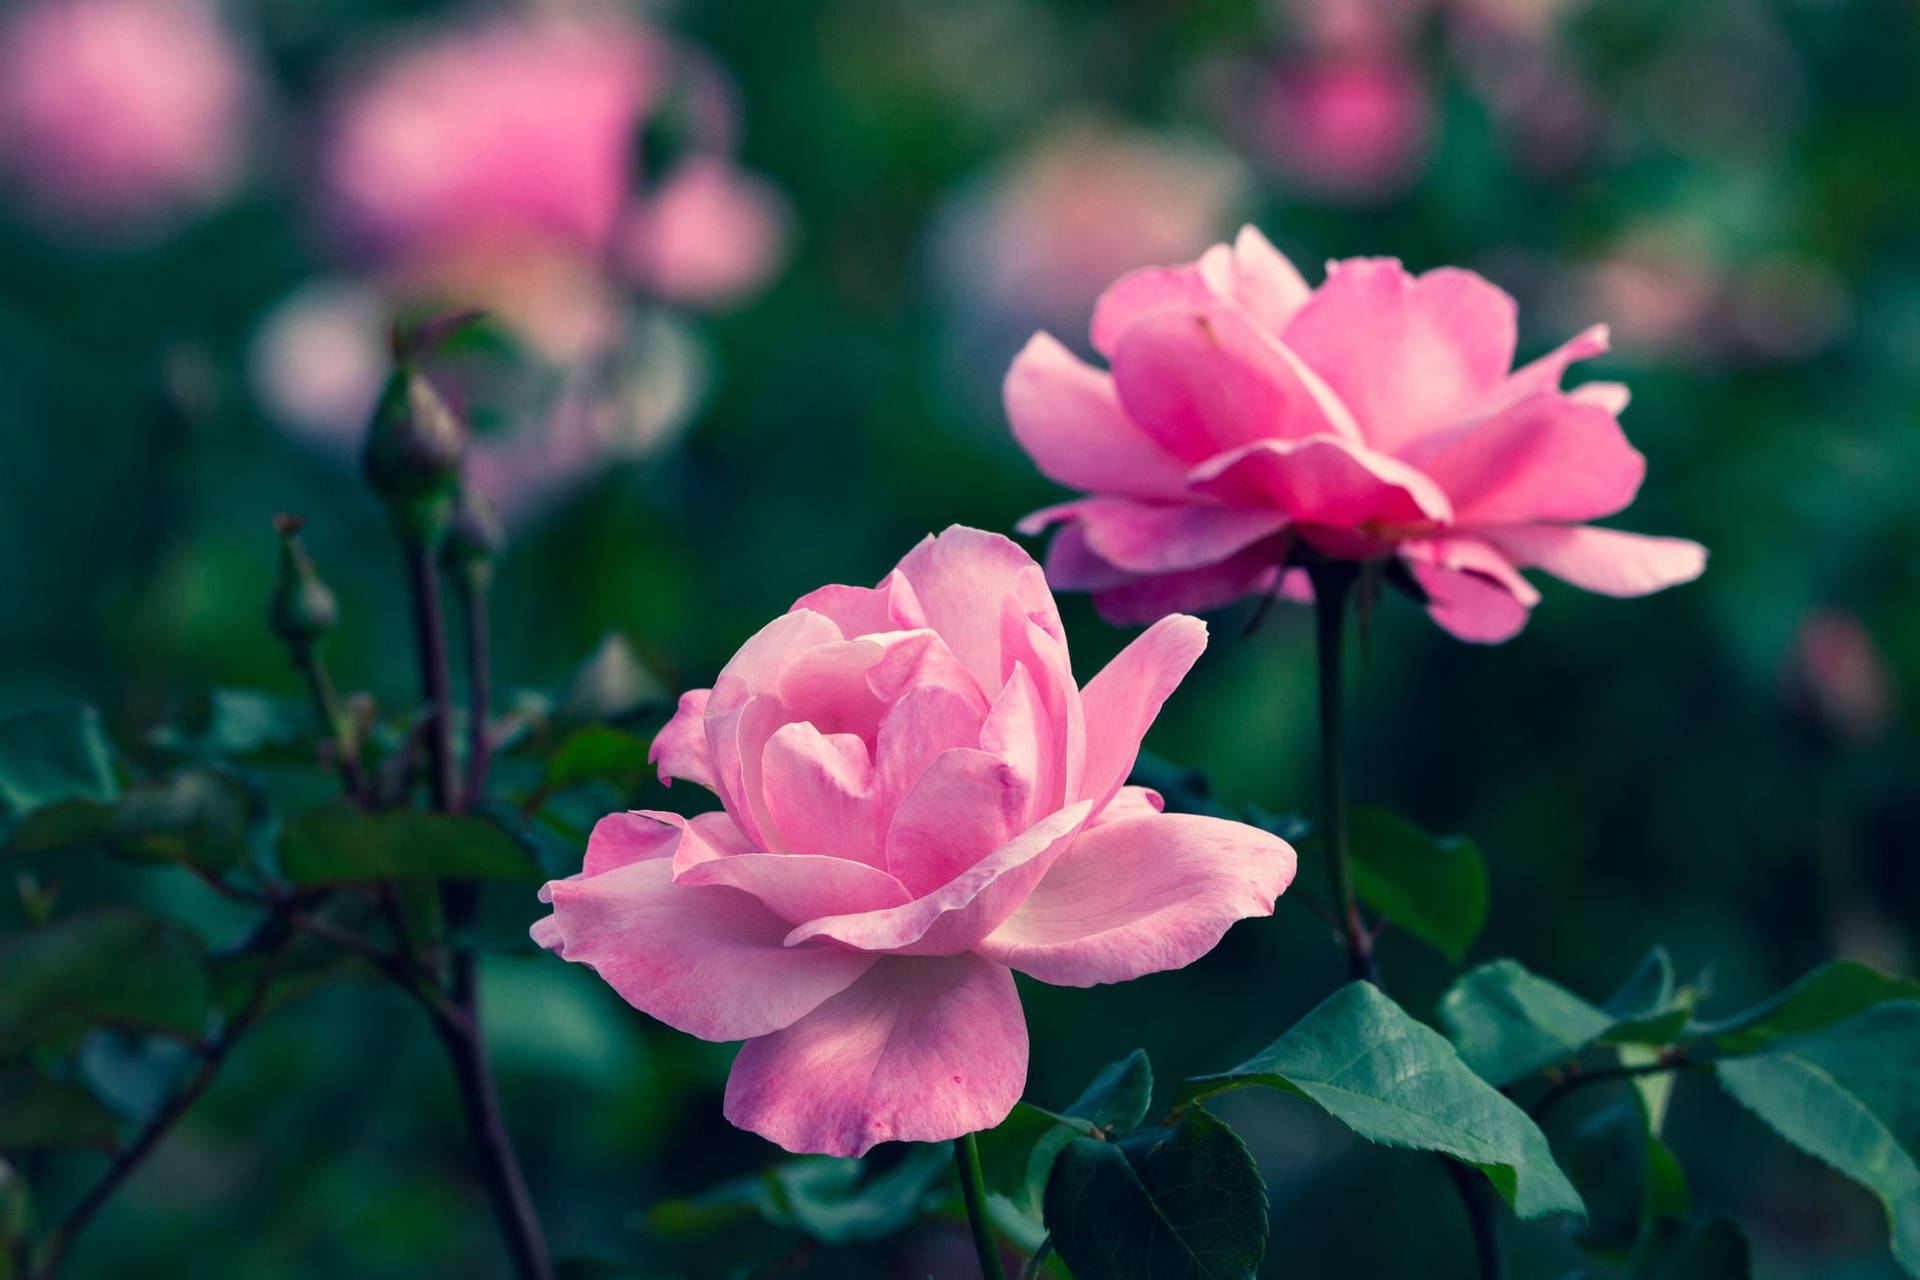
top-left (1307, 561), bottom-right (1372, 984)
top-left (403, 542), bottom-right (458, 813)
top-left (956, 1132), bottom-right (1007, 1280)
top-left (297, 647), bottom-right (363, 800)
top-left (458, 575), bottom-right (492, 812)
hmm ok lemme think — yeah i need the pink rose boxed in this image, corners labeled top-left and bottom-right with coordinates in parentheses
top-left (0, 0), bottom-right (255, 233)
top-left (1010, 226), bottom-right (1707, 643)
top-left (532, 527), bottom-right (1295, 1156)
top-left (618, 156), bottom-right (792, 311)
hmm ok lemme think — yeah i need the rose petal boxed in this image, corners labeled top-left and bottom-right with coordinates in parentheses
top-left (1220, 225), bottom-right (1314, 335)
top-left (1111, 305), bottom-right (1360, 463)
top-left (786, 800), bottom-right (1092, 955)
top-left (791, 569), bottom-right (929, 636)
top-left (649, 688), bottom-right (716, 788)
top-left (1089, 262), bottom-right (1223, 357)
top-left (884, 748), bottom-right (1033, 896)
top-left (1071, 496), bottom-right (1293, 575)
top-left (676, 852), bottom-right (911, 925)
top-left (1478, 524), bottom-right (1707, 596)
top-left (979, 813), bottom-right (1294, 985)
top-left (1004, 332), bottom-right (1192, 500)
top-left (534, 856), bottom-right (875, 1041)
top-left (1085, 541), bottom-right (1288, 626)
top-left (1400, 537), bottom-right (1537, 644)
top-left (1078, 614), bottom-right (1208, 811)
top-left (1282, 258), bottom-right (1517, 452)
top-left (1187, 435), bottom-right (1453, 529)
top-left (895, 527), bottom-right (1061, 697)
top-left (1396, 391), bottom-right (1645, 525)
top-left (1468, 323), bottom-right (1609, 419)
top-left (723, 953), bottom-right (1027, 1156)
top-left (760, 721), bottom-right (882, 865)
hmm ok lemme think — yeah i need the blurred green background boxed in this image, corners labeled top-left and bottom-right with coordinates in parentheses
top-left (2, 0), bottom-right (1917, 1275)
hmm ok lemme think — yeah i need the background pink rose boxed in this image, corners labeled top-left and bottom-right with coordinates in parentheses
top-left (1011, 226), bottom-right (1707, 643)
top-left (533, 526), bottom-right (1295, 1156)
top-left (0, 0), bottom-right (256, 234)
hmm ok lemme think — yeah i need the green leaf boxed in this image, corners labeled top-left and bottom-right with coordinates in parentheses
top-left (1440, 961), bottom-right (1615, 1086)
top-left (1714, 1000), bottom-right (1920, 1277)
top-left (1044, 1106), bottom-right (1268, 1280)
top-left (543, 727), bottom-right (650, 793)
top-left (1341, 807), bottom-right (1488, 964)
top-left (0, 705), bottom-right (116, 818)
top-left (148, 689), bottom-right (317, 761)
top-left (1698, 962), bottom-right (1920, 1056)
top-left (4, 771), bottom-right (252, 870)
top-left (770, 1143), bottom-right (952, 1245)
top-left (1552, 1085), bottom-right (1689, 1264)
top-left (278, 804), bottom-right (543, 886)
top-left (1181, 982), bottom-right (1585, 1220)
top-left (1439, 952), bottom-right (1696, 1089)
top-left (978, 1049), bottom-right (1153, 1216)
top-left (1629, 1216), bottom-right (1752, 1280)
top-left (0, 908), bottom-right (210, 1052)
top-left (0, 1060), bottom-right (120, 1149)
top-left (646, 1144), bottom-right (950, 1249)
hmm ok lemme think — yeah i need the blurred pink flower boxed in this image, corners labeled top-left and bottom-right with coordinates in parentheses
top-left (324, 17), bottom-right (661, 266)
top-left (1786, 610), bottom-right (1895, 746)
top-left (533, 527), bottom-right (1295, 1156)
top-left (1010, 227), bottom-right (1706, 643)
top-left (321, 14), bottom-right (789, 346)
top-left (619, 157), bottom-right (792, 311)
top-left (932, 121), bottom-right (1251, 335)
top-left (1278, 0), bottom-right (1432, 57)
top-left (1256, 55), bottom-right (1432, 201)
top-left (0, 0), bottom-right (255, 232)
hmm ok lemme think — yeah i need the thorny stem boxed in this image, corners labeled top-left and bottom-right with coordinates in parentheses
top-left (956, 1132), bottom-right (1008, 1280)
top-left (29, 938), bottom-right (292, 1279)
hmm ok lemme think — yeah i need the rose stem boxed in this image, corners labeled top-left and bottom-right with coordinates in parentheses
top-left (956, 1131), bottom-right (1008, 1280)
top-left (1306, 559), bottom-right (1501, 1280)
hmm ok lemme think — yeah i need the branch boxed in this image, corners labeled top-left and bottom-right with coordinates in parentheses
top-left (29, 938), bottom-right (292, 1278)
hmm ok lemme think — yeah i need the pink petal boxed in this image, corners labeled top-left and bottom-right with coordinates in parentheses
top-left (760, 721), bottom-right (882, 865)
top-left (1187, 436), bottom-right (1453, 529)
top-left (1478, 524), bottom-right (1707, 596)
top-left (864, 629), bottom-right (985, 709)
top-left (776, 638), bottom-right (891, 740)
top-left (786, 800), bottom-right (1093, 955)
top-left (1400, 537), bottom-right (1538, 644)
top-left (1004, 333), bottom-right (1192, 501)
top-left (1036, 519), bottom-right (1140, 592)
top-left (675, 853), bottom-right (911, 925)
top-left (1111, 305), bottom-right (1360, 463)
top-left (871, 682), bottom-right (991, 822)
top-left (579, 809), bottom-right (679, 876)
top-left (1078, 614), bottom-right (1208, 810)
top-left (1468, 323), bottom-right (1609, 418)
top-left (1085, 544), bottom-right (1287, 626)
top-left (1396, 391), bottom-right (1645, 525)
top-left (895, 527), bottom-right (1060, 697)
top-left (649, 688), bottom-right (716, 788)
top-left (1220, 226), bottom-right (1314, 335)
top-left (1089, 262), bottom-right (1223, 357)
top-left (791, 568), bottom-right (928, 637)
top-left (661, 810), bottom-right (763, 877)
top-left (885, 748), bottom-right (1033, 896)
top-left (1282, 258), bottom-right (1517, 452)
top-left (998, 605), bottom-right (1085, 811)
top-left (707, 692), bottom-right (793, 851)
top-left (1101, 785), bottom-right (1167, 821)
top-left (723, 953), bottom-right (1027, 1156)
top-left (979, 813), bottom-right (1294, 986)
top-left (1071, 496), bottom-right (1293, 575)
top-left (535, 856), bottom-right (874, 1041)
top-left (979, 662), bottom-right (1052, 810)
top-left (1569, 382), bottom-right (1631, 414)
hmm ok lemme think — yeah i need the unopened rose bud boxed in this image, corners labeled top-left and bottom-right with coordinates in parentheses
top-left (269, 513), bottom-right (338, 653)
top-left (359, 362), bottom-right (467, 542)
top-left (440, 488), bottom-right (503, 589)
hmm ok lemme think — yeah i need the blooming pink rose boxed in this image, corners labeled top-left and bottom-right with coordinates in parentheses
top-left (532, 527), bottom-right (1295, 1156)
top-left (0, 0), bottom-right (255, 232)
top-left (1010, 227), bottom-right (1707, 643)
